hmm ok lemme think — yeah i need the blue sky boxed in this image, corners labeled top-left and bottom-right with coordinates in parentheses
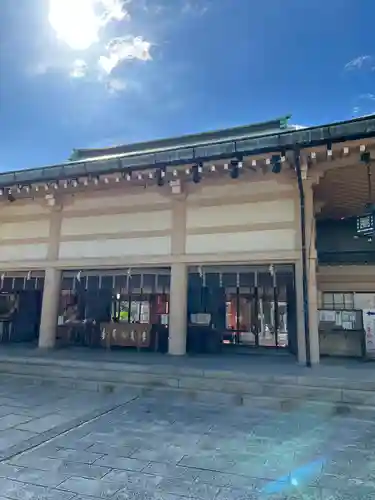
top-left (1, 0), bottom-right (375, 171)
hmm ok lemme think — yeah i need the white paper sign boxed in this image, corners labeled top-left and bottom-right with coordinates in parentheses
top-left (319, 310), bottom-right (336, 322)
top-left (362, 309), bottom-right (375, 354)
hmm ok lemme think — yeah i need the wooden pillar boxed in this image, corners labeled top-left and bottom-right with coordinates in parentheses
top-left (304, 181), bottom-right (320, 364)
top-left (168, 263), bottom-right (188, 355)
top-left (38, 268), bottom-right (61, 349)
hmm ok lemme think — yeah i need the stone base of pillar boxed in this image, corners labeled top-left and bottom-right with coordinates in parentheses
top-left (168, 345), bottom-right (186, 356)
top-left (37, 340), bottom-right (56, 350)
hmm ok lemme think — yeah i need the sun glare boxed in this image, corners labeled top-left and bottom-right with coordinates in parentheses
top-left (49, 0), bottom-right (101, 51)
top-left (47, 0), bottom-right (149, 85)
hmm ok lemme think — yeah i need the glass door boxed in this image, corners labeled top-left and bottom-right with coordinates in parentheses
top-left (224, 291), bottom-right (257, 346)
top-left (112, 294), bottom-right (151, 324)
top-left (186, 265), bottom-right (294, 351)
top-left (258, 287), bottom-right (277, 347)
top-left (257, 284), bottom-right (289, 348)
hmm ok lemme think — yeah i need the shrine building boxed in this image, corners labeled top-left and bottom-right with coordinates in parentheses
top-left (1, 114), bottom-right (375, 365)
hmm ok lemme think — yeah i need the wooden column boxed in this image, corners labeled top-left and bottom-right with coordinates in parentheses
top-left (38, 267), bottom-right (61, 349)
top-left (304, 180), bottom-right (320, 364)
top-left (168, 263), bottom-right (188, 355)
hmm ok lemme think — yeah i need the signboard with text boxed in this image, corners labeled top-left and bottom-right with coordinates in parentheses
top-left (363, 310), bottom-right (375, 355)
top-left (354, 293), bottom-right (375, 357)
top-left (356, 213), bottom-right (375, 235)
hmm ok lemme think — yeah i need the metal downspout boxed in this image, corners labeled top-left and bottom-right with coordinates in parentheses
top-left (294, 150), bottom-right (311, 367)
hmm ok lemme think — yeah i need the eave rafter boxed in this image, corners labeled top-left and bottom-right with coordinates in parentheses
top-left (0, 154), bottom-right (295, 203)
top-left (1, 114), bottom-right (375, 203)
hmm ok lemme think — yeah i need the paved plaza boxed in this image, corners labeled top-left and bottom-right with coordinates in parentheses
top-left (0, 381), bottom-right (373, 498)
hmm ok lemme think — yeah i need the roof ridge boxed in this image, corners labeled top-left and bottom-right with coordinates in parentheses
top-left (71, 115), bottom-right (292, 160)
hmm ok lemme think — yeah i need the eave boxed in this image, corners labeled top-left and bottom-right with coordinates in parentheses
top-left (71, 115), bottom-right (292, 160)
top-left (1, 114), bottom-right (375, 192)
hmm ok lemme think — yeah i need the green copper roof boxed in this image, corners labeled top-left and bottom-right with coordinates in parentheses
top-left (71, 115), bottom-right (292, 161)
top-left (1, 114), bottom-right (375, 189)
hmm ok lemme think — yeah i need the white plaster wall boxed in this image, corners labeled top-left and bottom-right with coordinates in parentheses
top-left (63, 191), bottom-right (168, 212)
top-left (61, 211), bottom-right (172, 237)
top-left (0, 220), bottom-right (50, 241)
top-left (0, 244), bottom-right (48, 261)
top-left (59, 236), bottom-right (171, 259)
top-left (0, 203), bottom-right (49, 218)
top-left (187, 199), bottom-right (294, 229)
top-left (188, 179), bottom-right (294, 201)
top-left (186, 196), bottom-right (296, 254)
top-left (317, 266), bottom-right (375, 293)
top-left (186, 229), bottom-right (296, 254)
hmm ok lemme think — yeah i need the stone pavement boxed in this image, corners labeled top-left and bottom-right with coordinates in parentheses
top-left (0, 382), bottom-right (373, 498)
top-left (0, 379), bottom-right (135, 461)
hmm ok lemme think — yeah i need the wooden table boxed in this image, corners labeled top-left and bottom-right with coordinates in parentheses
top-left (100, 323), bottom-right (152, 351)
top-left (56, 323), bottom-right (101, 347)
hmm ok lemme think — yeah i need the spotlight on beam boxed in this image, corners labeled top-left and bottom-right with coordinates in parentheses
top-left (229, 155), bottom-right (243, 179)
top-left (326, 141), bottom-right (333, 158)
top-left (230, 159), bottom-right (240, 179)
top-left (271, 155), bottom-right (282, 174)
top-left (156, 167), bottom-right (166, 187)
top-left (192, 163), bottom-right (202, 184)
top-left (7, 191), bottom-right (15, 203)
top-left (361, 151), bottom-right (371, 164)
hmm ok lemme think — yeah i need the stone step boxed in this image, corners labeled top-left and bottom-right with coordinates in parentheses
top-left (1, 369), bottom-right (375, 423)
top-left (3, 354), bottom-right (375, 390)
top-left (0, 355), bottom-right (375, 419)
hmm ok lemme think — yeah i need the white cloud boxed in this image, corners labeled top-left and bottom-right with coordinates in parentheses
top-left (49, 0), bottom-right (100, 51)
top-left (359, 93), bottom-right (375, 101)
top-left (181, 0), bottom-right (210, 16)
top-left (352, 93), bottom-right (375, 117)
top-left (31, 61), bottom-right (51, 76)
top-left (48, 0), bottom-right (129, 51)
top-left (352, 108), bottom-right (375, 118)
top-left (107, 77), bottom-right (128, 93)
top-left (344, 55), bottom-right (372, 71)
top-left (40, 0), bottom-right (152, 91)
top-left (352, 106), bottom-right (360, 115)
top-left (99, 36), bottom-right (152, 74)
top-left (100, 0), bottom-right (130, 23)
top-left (70, 59), bottom-right (88, 78)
